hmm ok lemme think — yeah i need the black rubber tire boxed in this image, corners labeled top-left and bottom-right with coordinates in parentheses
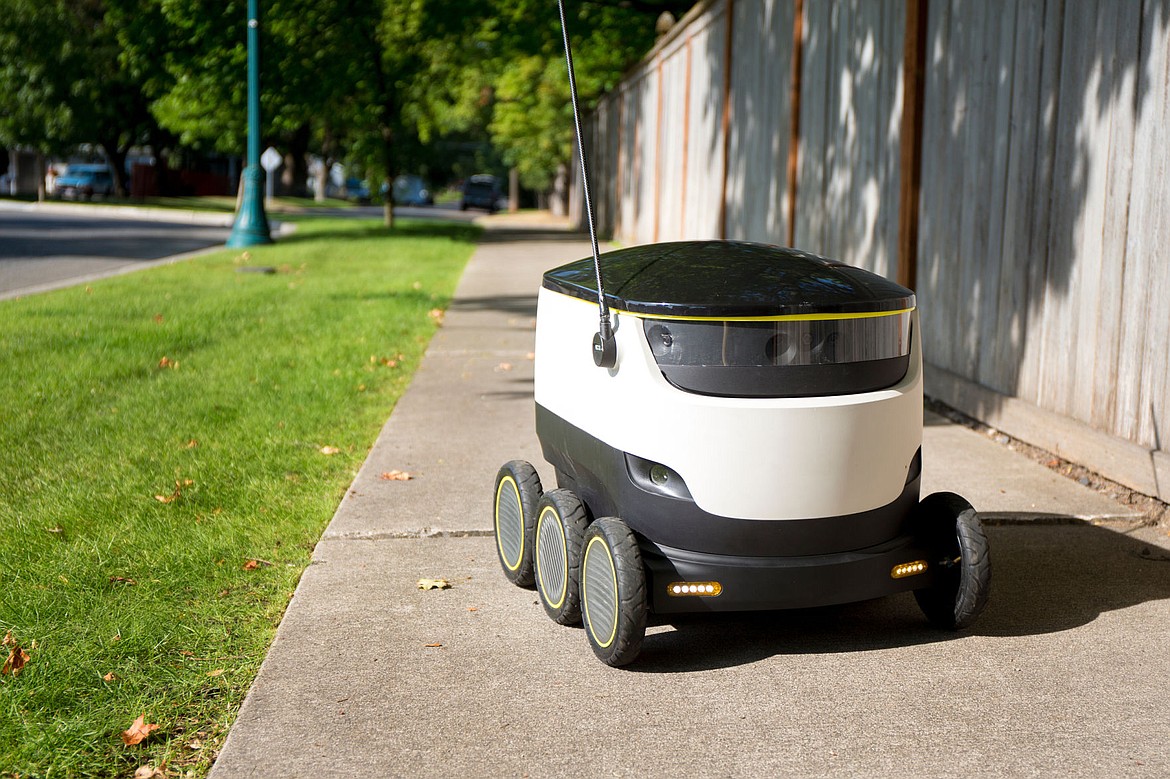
top-left (914, 492), bottom-right (991, 630)
top-left (534, 489), bottom-right (589, 625)
top-left (580, 518), bottom-right (647, 667)
top-left (492, 460), bottom-right (543, 587)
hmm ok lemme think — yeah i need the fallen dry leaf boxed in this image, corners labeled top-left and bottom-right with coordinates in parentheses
top-left (154, 479), bottom-right (194, 504)
top-left (152, 314), bottom-right (164, 324)
top-left (186, 439), bottom-right (199, 449)
top-left (467, 607), bottom-right (478, 612)
top-left (495, 362), bottom-right (513, 372)
top-left (157, 356), bottom-right (178, 369)
top-left (417, 578), bottom-right (451, 590)
top-left (424, 642), bottom-right (443, 648)
top-left (243, 560), bottom-right (260, 571)
top-left (134, 765), bottom-right (166, 779)
top-left (103, 672), bottom-right (118, 682)
top-left (380, 470), bottom-right (413, 481)
top-left (2, 631), bottom-right (30, 676)
top-left (187, 738), bottom-right (204, 750)
top-left (207, 669), bottom-right (224, 678)
top-left (320, 445), bottom-right (340, 455)
top-left (121, 714), bottom-right (159, 746)
top-left (109, 576), bottom-right (137, 586)
top-left (428, 308), bottom-right (445, 325)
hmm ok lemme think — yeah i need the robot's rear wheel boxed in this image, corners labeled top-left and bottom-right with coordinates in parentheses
top-left (493, 460), bottom-right (543, 587)
top-left (581, 517), bottom-right (647, 666)
top-left (535, 489), bottom-right (588, 625)
top-left (914, 492), bottom-right (991, 629)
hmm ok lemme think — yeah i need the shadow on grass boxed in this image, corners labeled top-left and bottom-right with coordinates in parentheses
top-left (273, 219), bottom-right (481, 247)
top-left (629, 523), bottom-right (1170, 673)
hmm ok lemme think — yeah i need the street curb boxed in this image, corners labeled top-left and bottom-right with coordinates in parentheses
top-left (0, 200), bottom-right (238, 226)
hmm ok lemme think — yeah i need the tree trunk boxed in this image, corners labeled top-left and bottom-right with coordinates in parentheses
top-left (101, 142), bottom-right (130, 197)
top-left (314, 161), bottom-right (329, 203)
top-left (281, 123), bottom-right (311, 198)
top-left (550, 164), bottom-right (568, 216)
top-left (381, 132), bottom-right (395, 228)
top-left (509, 167), bottom-right (519, 213)
top-left (35, 150), bottom-right (46, 202)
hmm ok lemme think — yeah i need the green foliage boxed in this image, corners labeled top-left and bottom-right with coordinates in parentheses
top-left (476, 1), bottom-right (661, 190)
top-left (0, 217), bottom-right (478, 776)
top-left (0, 0), bottom-right (156, 178)
top-left (1, 0), bottom-right (681, 196)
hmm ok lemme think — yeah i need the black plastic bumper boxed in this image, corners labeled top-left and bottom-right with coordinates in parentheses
top-left (643, 535), bottom-right (939, 614)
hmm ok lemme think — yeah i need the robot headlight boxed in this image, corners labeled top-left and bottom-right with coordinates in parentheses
top-left (625, 453), bottom-right (692, 500)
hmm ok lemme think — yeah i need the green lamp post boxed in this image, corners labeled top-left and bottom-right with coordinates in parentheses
top-left (226, 0), bottom-right (273, 247)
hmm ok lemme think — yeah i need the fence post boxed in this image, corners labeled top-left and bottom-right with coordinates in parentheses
top-left (786, 0), bottom-right (805, 247)
top-left (681, 37), bottom-right (693, 239)
top-left (718, 0), bottom-right (735, 239)
top-left (897, 0), bottom-right (929, 290)
top-left (654, 58), bottom-right (665, 243)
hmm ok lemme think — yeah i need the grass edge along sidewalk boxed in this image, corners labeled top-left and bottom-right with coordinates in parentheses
top-left (0, 217), bottom-right (478, 777)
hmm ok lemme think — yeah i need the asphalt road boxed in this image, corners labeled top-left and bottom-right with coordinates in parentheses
top-left (0, 209), bottom-right (232, 300)
top-left (0, 202), bottom-right (489, 301)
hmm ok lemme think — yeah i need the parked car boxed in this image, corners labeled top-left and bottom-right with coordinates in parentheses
top-left (56, 164), bottom-right (114, 200)
top-left (391, 174), bottom-right (434, 206)
top-left (460, 174), bottom-right (501, 213)
top-left (344, 177), bottom-right (371, 204)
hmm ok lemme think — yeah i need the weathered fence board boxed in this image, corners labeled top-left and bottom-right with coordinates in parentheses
top-left (575, 0), bottom-right (1169, 464)
top-left (724, 0), bottom-right (796, 244)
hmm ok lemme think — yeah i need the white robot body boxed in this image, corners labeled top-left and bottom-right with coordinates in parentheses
top-left (534, 290), bottom-right (922, 522)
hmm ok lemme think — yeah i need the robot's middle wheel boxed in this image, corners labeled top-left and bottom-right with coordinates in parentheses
top-left (580, 517), bottom-right (647, 667)
top-left (493, 460), bottom-right (543, 587)
top-left (534, 489), bottom-right (588, 625)
top-left (914, 491), bottom-right (991, 629)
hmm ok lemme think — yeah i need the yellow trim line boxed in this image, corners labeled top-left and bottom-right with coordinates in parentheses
top-left (614, 307), bottom-right (915, 323)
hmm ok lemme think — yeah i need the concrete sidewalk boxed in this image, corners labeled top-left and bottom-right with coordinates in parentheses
top-left (210, 224), bottom-right (1170, 777)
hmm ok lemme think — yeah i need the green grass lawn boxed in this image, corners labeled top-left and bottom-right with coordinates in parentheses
top-left (0, 218), bottom-right (478, 777)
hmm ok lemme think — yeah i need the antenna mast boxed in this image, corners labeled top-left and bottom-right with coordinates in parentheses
top-left (557, 0), bottom-right (616, 368)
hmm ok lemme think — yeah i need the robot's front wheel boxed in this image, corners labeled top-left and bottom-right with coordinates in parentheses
top-left (493, 460), bottom-right (543, 587)
top-left (580, 518), bottom-right (647, 667)
top-left (535, 490), bottom-right (588, 625)
top-left (914, 492), bottom-right (991, 629)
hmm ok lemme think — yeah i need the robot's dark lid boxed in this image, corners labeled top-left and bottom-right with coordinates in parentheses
top-left (542, 240), bottom-right (914, 318)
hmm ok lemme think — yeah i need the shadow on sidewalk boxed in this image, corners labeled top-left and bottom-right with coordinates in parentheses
top-left (478, 227), bottom-right (592, 244)
top-left (627, 523), bottom-right (1170, 673)
top-left (449, 294), bottom-right (538, 318)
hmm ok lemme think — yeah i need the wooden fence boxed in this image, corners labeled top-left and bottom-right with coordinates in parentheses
top-left (572, 0), bottom-right (1170, 499)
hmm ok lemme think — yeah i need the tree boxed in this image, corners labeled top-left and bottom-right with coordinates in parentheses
top-left (0, 0), bottom-right (157, 196)
top-left (486, 2), bottom-right (658, 193)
